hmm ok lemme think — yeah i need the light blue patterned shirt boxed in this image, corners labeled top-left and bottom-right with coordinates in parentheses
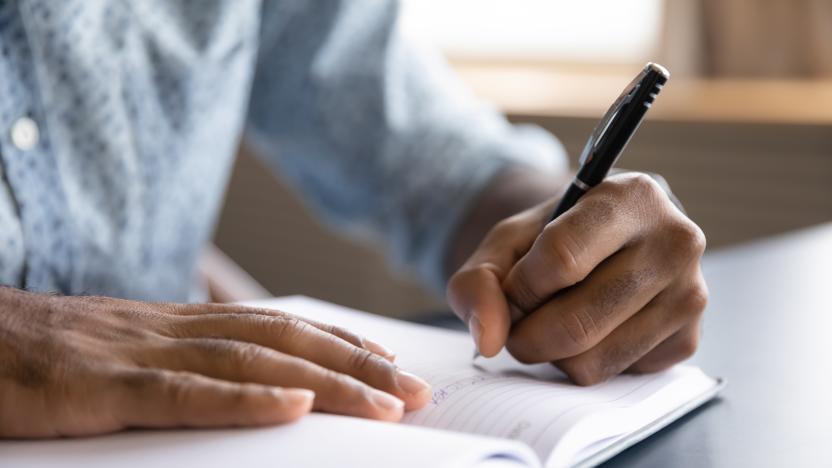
top-left (0, 0), bottom-right (565, 301)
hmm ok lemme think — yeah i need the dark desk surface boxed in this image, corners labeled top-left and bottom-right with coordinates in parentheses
top-left (604, 223), bottom-right (832, 468)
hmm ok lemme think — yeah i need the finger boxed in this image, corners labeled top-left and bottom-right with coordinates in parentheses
top-left (114, 368), bottom-right (313, 429)
top-left (147, 338), bottom-right (406, 421)
top-left (506, 244), bottom-right (671, 364)
top-left (628, 269), bottom-right (707, 374)
top-left (300, 316), bottom-right (396, 362)
top-left (166, 313), bottom-right (429, 409)
top-left (503, 174), bottom-right (662, 312)
top-left (447, 208), bottom-right (548, 356)
top-left (165, 302), bottom-right (396, 362)
top-left (628, 320), bottom-right (703, 374)
top-left (555, 276), bottom-right (707, 385)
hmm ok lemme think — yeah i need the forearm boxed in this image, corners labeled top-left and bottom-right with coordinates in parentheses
top-left (443, 166), bottom-right (571, 280)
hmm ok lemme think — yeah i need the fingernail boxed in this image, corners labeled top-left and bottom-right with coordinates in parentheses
top-left (279, 388), bottom-right (315, 406)
top-left (363, 338), bottom-right (396, 361)
top-left (370, 389), bottom-right (404, 412)
top-left (468, 314), bottom-right (483, 352)
top-left (395, 369), bottom-right (431, 396)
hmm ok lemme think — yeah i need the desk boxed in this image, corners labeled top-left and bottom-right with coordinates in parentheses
top-left (454, 62), bottom-right (832, 126)
top-left (603, 223), bottom-right (832, 467)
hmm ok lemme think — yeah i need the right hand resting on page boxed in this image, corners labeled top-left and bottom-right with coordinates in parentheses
top-left (0, 288), bottom-right (431, 438)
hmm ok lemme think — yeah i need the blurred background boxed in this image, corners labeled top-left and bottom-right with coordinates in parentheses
top-left (212, 0), bottom-right (832, 318)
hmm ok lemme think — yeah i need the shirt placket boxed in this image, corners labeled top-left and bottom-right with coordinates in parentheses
top-left (0, 2), bottom-right (74, 293)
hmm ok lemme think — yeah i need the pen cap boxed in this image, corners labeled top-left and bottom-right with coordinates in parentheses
top-left (577, 63), bottom-right (669, 187)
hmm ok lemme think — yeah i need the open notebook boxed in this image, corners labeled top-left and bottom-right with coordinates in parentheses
top-left (0, 296), bottom-right (722, 468)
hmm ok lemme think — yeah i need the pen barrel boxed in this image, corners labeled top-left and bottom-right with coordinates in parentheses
top-left (550, 63), bottom-right (669, 224)
top-left (550, 182), bottom-right (588, 221)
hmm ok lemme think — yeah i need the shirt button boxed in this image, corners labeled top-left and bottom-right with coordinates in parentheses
top-left (10, 117), bottom-right (40, 151)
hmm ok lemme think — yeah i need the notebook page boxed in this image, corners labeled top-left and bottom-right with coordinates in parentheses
top-left (260, 296), bottom-right (716, 467)
top-left (402, 354), bottom-right (711, 466)
top-left (0, 412), bottom-right (538, 468)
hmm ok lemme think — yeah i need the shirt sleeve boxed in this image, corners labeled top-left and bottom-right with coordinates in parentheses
top-left (245, 0), bottom-right (568, 292)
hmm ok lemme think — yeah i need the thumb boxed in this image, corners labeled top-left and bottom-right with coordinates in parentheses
top-left (447, 262), bottom-right (511, 357)
top-left (447, 203), bottom-right (554, 358)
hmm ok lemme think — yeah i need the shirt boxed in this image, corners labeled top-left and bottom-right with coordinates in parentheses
top-left (0, 0), bottom-right (566, 302)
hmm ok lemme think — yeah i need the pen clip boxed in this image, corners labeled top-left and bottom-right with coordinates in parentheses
top-left (578, 70), bottom-right (647, 167)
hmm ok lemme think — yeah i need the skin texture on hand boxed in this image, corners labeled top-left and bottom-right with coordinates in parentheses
top-left (447, 171), bottom-right (707, 386)
top-left (0, 288), bottom-right (431, 438)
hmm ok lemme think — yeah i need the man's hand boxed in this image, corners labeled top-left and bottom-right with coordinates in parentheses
top-left (0, 288), bottom-right (431, 438)
top-left (448, 172), bottom-right (707, 385)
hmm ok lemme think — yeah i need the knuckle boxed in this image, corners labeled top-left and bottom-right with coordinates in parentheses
top-left (233, 342), bottom-right (266, 367)
top-left (324, 324), bottom-right (347, 339)
top-left (681, 284), bottom-right (709, 316)
top-left (446, 269), bottom-right (471, 304)
top-left (320, 367), bottom-right (349, 387)
top-left (162, 316), bottom-right (192, 339)
top-left (623, 172), bottom-right (662, 200)
top-left (330, 326), bottom-right (363, 347)
top-left (556, 309), bottom-right (597, 356)
top-left (344, 347), bottom-right (395, 383)
top-left (506, 266), bottom-right (544, 311)
top-left (345, 347), bottom-right (377, 373)
top-left (592, 269), bottom-right (645, 319)
top-left (631, 172), bottom-right (660, 190)
top-left (163, 372), bottom-right (193, 407)
top-left (569, 195), bottom-right (618, 231)
top-left (667, 219), bottom-right (707, 259)
top-left (675, 334), bottom-right (700, 361)
top-left (539, 229), bottom-right (586, 287)
top-left (118, 368), bottom-right (166, 396)
top-left (321, 368), bottom-right (367, 404)
top-left (189, 338), bottom-right (265, 371)
top-left (491, 217), bottom-right (518, 239)
top-left (269, 316), bottom-right (310, 342)
top-left (107, 321), bottom-right (158, 342)
top-left (221, 382), bottom-right (253, 409)
top-left (479, 217), bottom-right (518, 251)
top-left (120, 368), bottom-right (196, 409)
top-left (198, 337), bottom-right (237, 356)
top-left (493, 211), bottom-right (539, 241)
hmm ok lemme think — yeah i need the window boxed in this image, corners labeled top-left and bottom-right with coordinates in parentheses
top-left (400, 0), bottom-right (664, 65)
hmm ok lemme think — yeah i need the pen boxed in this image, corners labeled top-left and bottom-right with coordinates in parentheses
top-left (473, 62), bottom-right (669, 360)
top-left (550, 62), bottom-right (669, 220)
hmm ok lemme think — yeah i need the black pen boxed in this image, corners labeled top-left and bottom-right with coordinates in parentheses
top-left (473, 63), bottom-right (669, 360)
top-left (551, 62), bottom-right (669, 221)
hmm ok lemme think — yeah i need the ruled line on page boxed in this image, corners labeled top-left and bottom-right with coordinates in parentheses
top-left (402, 361), bottom-right (667, 459)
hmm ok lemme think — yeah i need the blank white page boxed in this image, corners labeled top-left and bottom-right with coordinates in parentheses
top-left (0, 412), bottom-right (536, 468)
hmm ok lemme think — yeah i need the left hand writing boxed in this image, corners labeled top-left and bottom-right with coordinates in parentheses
top-left (447, 172), bottom-right (708, 385)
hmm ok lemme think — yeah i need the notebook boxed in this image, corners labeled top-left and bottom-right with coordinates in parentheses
top-left (0, 296), bottom-right (723, 468)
